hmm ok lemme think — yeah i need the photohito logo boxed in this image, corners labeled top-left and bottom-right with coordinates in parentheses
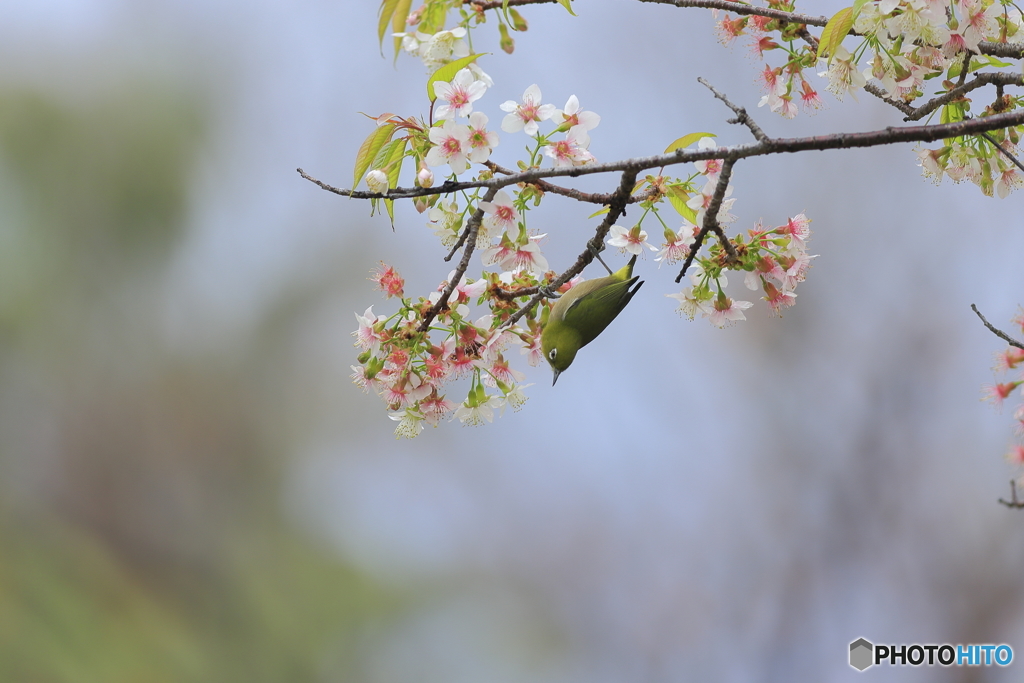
top-left (849, 638), bottom-right (1013, 671)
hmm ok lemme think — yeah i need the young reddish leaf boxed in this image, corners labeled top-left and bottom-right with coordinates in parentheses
top-left (353, 122), bottom-right (397, 190)
top-left (427, 54), bottom-right (483, 103)
top-left (817, 7), bottom-right (853, 65)
top-left (664, 132), bottom-right (716, 154)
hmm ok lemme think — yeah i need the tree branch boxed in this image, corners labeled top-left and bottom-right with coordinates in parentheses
top-left (502, 168), bottom-right (640, 329)
top-left (979, 130), bottom-right (1024, 174)
top-left (637, 0), bottom-right (828, 27)
top-left (484, 160), bottom-right (650, 205)
top-left (698, 77), bottom-right (769, 142)
top-left (903, 72), bottom-right (1024, 122)
top-left (998, 480), bottom-right (1024, 509)
top-left (972, 304), bottom-right (1024, 350)
top-left (636, 0), bottom-right (1024, 61)
top-left (300, 109), bottom-right (1024, 200)
top-left (675, 158), bottom-right (737, 283)
top-left (418, 187), bottom-right (498, 332)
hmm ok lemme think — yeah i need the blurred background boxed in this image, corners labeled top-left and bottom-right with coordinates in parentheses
top-left (1, 1), bottom-right (1022, 681)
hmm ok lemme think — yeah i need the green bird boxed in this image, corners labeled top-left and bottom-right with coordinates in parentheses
top-left (541, 253), bottom-right (644, 385)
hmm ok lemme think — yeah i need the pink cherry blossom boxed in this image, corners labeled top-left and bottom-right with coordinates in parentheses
top-left (433, 68), bottom-right (488, 119)
top-left (500, 84), bottom-right (556, 136)
top-left (425, 119), bottom-right (472, 174)
top-left (543, 125), bottom-right (595, 167)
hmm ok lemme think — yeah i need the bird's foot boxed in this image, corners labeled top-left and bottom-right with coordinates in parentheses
top-left (538, 284), bottom-right (562, 300)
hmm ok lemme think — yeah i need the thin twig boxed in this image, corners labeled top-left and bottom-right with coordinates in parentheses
top-left (637, 0), bottom-right (829, 27)
top-left (418, 187), bottom-right (498, 332)
top-left (957, 51), bottom-right (972, 88)
top-left (971, 304), bottom-right (1024, 350)
top-left (484, 161), bottom-right (649, 205)
top-left (998, 480), bottom-right (1024, 509)
top-left (502, 169), bottom-right (640, 329)
top-left (675, 158), bottom-right (737, 282)
top-left (697, 77), bottom-right (769, 142)
top-left (979, 131), bottom-right (1024, 173)
top-left (637, 0), bottom-right (1024, 61)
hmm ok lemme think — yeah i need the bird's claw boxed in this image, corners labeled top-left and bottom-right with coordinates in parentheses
top-left (538, 284), bottom-right (561, 300)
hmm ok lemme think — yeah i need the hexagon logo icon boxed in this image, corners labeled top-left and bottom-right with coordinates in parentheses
top-left (850, 638), bottom-right (874, 671)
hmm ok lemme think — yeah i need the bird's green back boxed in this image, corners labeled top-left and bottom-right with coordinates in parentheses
top-left (542, 256), bottom-right (643, 377)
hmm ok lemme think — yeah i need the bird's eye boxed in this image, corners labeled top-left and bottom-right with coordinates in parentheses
top-left (548, 348), bottom-right (557, 360)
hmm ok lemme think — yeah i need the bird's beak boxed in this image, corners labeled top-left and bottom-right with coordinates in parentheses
top-left (551, 368), bottom-right (561, 386)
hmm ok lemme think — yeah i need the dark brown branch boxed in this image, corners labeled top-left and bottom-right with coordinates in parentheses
top-left (698, 77), bottom-right (768, 142)
top-left (903, 72), bottom-right (1024, 122)
top-left (998, 480), bottom-right (1024, 509)
top-left (483, 161), bottom-right (649, 205)
top-left (300, 109), bottom-right (1024, 200)
top-left (637, 0), bottom-right (1024, 61)
top-left (957, 51), bottom-right (972, 88)
top-left (979, 40), bottom-right (1024, 59)
top-left (972, 304), bottom-right (1024, 350)
top-left (703, 159), bottom-right (738, 262)
top-left (675, 158), bottom-right (737, 283)
top-left (418, 187), bottom-right (498, 332)
top-left (502, 169), bottom-right (640, 328)
top-left (637, 0), bottom-right (828, 27)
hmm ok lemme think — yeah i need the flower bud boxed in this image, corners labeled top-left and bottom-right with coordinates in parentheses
top-left (365, 169), bottom-right (388, 194)
top-left (498, 23), bottom-right (515, 54)
top-left (417, 167), bottom-right (434, 188)
top-left (509, 8), bottom-right (528, 31)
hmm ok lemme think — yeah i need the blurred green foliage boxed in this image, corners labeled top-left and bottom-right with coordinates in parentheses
top-left (0, 79), bottom-right (402, 682)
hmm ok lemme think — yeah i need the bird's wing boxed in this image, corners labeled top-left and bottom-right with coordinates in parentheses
top-left (561, 276), bottom-right (642, 346)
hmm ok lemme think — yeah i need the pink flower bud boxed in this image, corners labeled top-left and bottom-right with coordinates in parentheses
top-left (417, 167), bottom-right (434, 188)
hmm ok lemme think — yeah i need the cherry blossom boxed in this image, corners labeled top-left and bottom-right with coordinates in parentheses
top-left (553, 95), bottom-right (600, 131)
top-left (543, 125), bottom-right (595, 167)
top-left (426, 119), bottom-right (472, 174)
top-left (500, 84), bottom-right (556, 136)
top-left (365, 169), bottom-right (388, 194)
top-left (466, 111), bottom-right (499, 164)
top-left (433, 68), bottom-right (488, 120)
top-left (608, 224), bottom-right (657, 256)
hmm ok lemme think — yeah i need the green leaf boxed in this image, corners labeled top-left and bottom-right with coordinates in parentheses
top-left (851, 0), bottom-right (871, 16)
top-left (383, 139), bottom-right (408, 226)
top-left (588, 207), bottom-right (610, 219)
top-left (352, 122), bottom-right (397, 190)
top-left (817, 7), bottom-right (853, 65)
top-left (391, 0), bottom-right (412, 61)
top-left (426, 54), bottom-right (483, 103)
top-left (664, 132), bottom-right (716, 154)
top-left (378, 0), bottom-right (400, 50)
top-left (555, 0), bottom-right (577, 16)
top-left (667, 185), bottom-right (697, 223)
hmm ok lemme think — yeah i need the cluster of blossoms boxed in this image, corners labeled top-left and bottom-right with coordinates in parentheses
top-left (353, 263), bottom-right (554, 438)
top-left (982, 311), bottom-right (1024, 484)
top-left (664, 211), bottom-right (813, 326)
top-left (714, 0), bottom-right (1024, 196)
top-left (591, 137), bottom-right (815, 327)
top-left (352, 4), bottom-right (817, 435)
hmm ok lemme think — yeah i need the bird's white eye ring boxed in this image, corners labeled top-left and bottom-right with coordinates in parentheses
top-left (548, 348), bottom-right (557, 360)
